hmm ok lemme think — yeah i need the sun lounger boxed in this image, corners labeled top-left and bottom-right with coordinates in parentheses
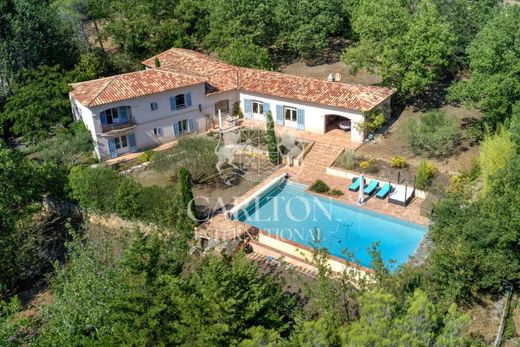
top-left (348, 176), bottom-right (363, 192)
top-left (376, 182), bottom-right (392, 199)
top-left (388, 184), bottom-right (415, 206)
top-left (364, 180), bottom-right (379, 196)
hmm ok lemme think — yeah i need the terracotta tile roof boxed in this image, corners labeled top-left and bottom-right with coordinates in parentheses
top-left (238, 68), bottom-right (394, 112)
top-left (71, 48), bottom-right (393, 111)
top-left (70, 69), bottom-right (206, 107)
top-left (143, 48), bottom-right (238, 94)
top-left (144, 48), bottom-right (394, 112)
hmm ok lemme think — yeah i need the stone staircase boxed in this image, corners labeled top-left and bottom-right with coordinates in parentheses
top-left (302, 142), bottom-right (343, 172)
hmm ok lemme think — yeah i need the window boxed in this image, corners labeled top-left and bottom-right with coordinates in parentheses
top-left (150, 102), bottom-right (158, 111)
top-left (105, 107), bottom-right (119, 124)
top-left (114, 135), bottom-right (128, 149)
top-left (178, 119), bottom-right (189, 133)
top-left (284, 107), bottom-right (297, 122)
top-left (175, 94), bottom-right (186, 109)
top-left (252, 100), bottom-right (264, 115)
top-left (214, 99), bottom-right (230, 114)
top-left (153, 127), bottom-right (162, 136)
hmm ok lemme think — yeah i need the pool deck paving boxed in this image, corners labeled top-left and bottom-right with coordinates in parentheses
top-left (197, 128), bottom-right (429, 275)
top-left (197, 137), bottom-right (428, 243)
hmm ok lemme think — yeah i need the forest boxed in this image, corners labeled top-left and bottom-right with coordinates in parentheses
top-left (2, 0), bottom-right (520, 345)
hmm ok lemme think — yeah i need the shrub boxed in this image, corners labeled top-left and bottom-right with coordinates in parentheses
top-left (138, 150), bottom-right (155, 163)
top-left (178, 167), bottom-right (197, 221)
top-left (152, 136), bottom-right (219, 184)
top-left (357, 110), bottom-right (385, 135)
top-left (114, 179), bottom-right (142, 219)
top-left (265, 111), bottom-right (279, 165)
top-left (310, 179), bottom-right (330, 194)
top-left (336, 150), bottom-right (356, 170)
top-left (68, 165), bottom-right (121, 213)
top-left (232, 101), bottom-right (244, 118)
top-left (34, 123), bottom-right (94, 165)
top-left (359, 158), bottom-right (378, 174)
top-left (402, 111), bottom-right (461, 158)
top-left (415, 161), bottom-right (438, 190)
top-left (390, 156), bottom-right (408, 169)
top-left (480, 126), bottom-right (516, 195)
top-left (328, 189), bottom-right (344, 197)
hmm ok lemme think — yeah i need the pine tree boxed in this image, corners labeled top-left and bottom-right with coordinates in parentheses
top-left (178, 167), bottom-right (197, 222)
top-left (154, 57), bottom-right (161, 67)
top-left (265, 111), bottom-right (279, 165)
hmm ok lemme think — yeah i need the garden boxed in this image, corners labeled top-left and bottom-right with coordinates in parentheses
top-left (129, 128), bottom-right (308, 218)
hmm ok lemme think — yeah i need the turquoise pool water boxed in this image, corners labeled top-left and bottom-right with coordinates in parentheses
top-left (237, 181), bottom-right (426, 269)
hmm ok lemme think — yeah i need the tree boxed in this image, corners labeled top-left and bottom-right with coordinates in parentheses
top-left (35, 232), bottom-right (123, 346)
top-left (509, 102), bottom-right (520, 148)
top-left (151, 136), bottom-right (220, 185)
top-left (448, 6), bottom-right (520, 129)
top-left (427, 155), bottom-right (520, 303)
top-left (479, 126), bottom-right (516, 195)
top-left (34, 123), bottom-right (94, 165)
top-left (402, 111), bottom-right (461, 158)
top-left (345, 289), bottom-right (469, 346)
top-left (0, 0), bottom-right (79, 96)
top-left (218, 39), bottom-right (273, 69)
top-left (265, 111), bottom-right (279, 164)
top-left (0, 144), bottom-right (69, 292)
top-left (53, 0), bottom-right (112, 53)
top-left (435, 0), bottom-right (501, 64)
top-left (114, 179), bottom-right (142, 219)
top-left (35, 230), bottom-right (297, 346)
top-left (344, 0), bottom-right (456, 97)
top-left (68, 165), bottom-right (122, 213)
top-left (385, 0), bottom-right (456, 96)
top-left (203, 0), bottom-right (278, 51)
top-left (177, 167), bottom-right (197, 221)
top-left (276, 0), bottom-right (349, 59)
top-left (172, 253), bottom-right (297, 345)
top-left (0, 66), bottom-right (71, 142)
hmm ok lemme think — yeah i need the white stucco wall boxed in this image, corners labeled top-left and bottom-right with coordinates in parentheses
top-left (239, 91), bottom-right (366, 142)
top-left (72, 84), bottom-right (239, 161)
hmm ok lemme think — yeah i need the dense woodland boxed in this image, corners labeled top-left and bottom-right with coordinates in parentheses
top-left (2, 0), bottom-right (520, 345)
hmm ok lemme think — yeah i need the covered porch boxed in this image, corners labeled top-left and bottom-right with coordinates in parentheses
top-left (240, 118), bottom-right (361, 150)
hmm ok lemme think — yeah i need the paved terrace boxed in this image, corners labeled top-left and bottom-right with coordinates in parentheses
top-left (241, 118), bottom-right (361, 150)
top-left (197, 155), bottom-right (428, 244)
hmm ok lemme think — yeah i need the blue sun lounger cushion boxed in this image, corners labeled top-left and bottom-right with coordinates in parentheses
top-left (348, 176), bottom-right (363, 192)
top-left (376, 182), bottom-right (392, 199)
top-left (364, 180), bottom-right (379, 196)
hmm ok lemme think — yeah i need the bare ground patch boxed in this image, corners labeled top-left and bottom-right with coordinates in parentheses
top-left (280, 60), bottom-right (382, 85)
top-left (357, 104), bottom-right (481, 174)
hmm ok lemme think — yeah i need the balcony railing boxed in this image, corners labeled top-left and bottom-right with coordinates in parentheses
top-left (101, 117), bottom-right (136, 133)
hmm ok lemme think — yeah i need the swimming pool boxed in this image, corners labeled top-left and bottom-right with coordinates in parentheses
top-left (237, 180), bottom-right (426, 269)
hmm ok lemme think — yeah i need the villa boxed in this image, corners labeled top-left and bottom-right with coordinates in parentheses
top-left (69, 48), bottom-right (394, 161)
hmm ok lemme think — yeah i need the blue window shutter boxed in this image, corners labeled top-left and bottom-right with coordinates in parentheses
top-left (100, 111), bottom-right (107, 125)
top-left (264, 102), bottom-right (270, 119)
top-left (108, 139), bottom-right (117, 158)
top-left (297, 109), bottom-right (305, 130)
top-left (128, 133), bottom-right (137, 152)
top-left (186, 92), bottom-right (192, 107)
top-left (188, 119), bottom-right (194, 132)
top-left (276, 105), bottom-right (284, 125)
top-left (244, 99), bottom-right (252, 119)
top-left (173, 122), bottom-right (180, 136)
top-left (118, 106), bottom-right (128, 123)
top-left (170, 96), bottom-right (177, 111)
